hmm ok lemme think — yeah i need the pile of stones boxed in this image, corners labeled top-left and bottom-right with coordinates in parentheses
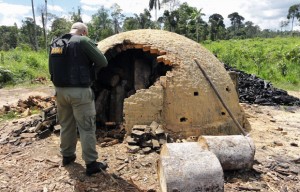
top-left (125, 121), bottom-right (171, 154)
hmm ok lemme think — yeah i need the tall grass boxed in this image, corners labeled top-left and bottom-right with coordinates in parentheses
top-left (203, 37), bottom-right (300, 91)
top-left (0, 48), bottom-right (49, 86)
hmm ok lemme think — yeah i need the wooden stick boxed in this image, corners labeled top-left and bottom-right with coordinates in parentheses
top-left (194, 58), bottom-right (248, 136)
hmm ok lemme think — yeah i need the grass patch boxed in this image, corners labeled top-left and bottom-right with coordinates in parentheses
top-left (203, 37), bottom-right (300, 91)
top-left (0, 49), bottom-right (49, 86)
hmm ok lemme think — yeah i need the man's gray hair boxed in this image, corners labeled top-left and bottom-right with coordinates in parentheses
top-left (70, 22), bottom-right (88, 35)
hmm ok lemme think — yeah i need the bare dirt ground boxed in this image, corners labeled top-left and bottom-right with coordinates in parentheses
top-left (0, 85), bottom-right (299, 192)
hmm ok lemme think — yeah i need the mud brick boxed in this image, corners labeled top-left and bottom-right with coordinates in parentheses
top-left (38, 129), bottom-right (51, 139)
top-left (53, 124), bottom-right (61, 133)
top-left (149, 121), bottom-right (159, 132)
top-left (158, 134), bottom-right (167, 145)
top-left (126, 136), bottom-right (137, 145)
top-left (41, 106), bottom-right (55, 121)
top-left (141, 140), bottom-right (152, 147)
top-left (131, 130), bottom-right (145, 138)
top-left (126, 145), bottom-right (140, 153)
top-left (132, 125), bottom-right (148, 131)
top-left (20, 133), bottom-right (37, 138)
top-left (155, 125), bottom-right (165, 135)
top-left (151, 139), bottom-right (160, 149)
top-left (43, 114), bottom-right (56, 121)
top-left (34, 122), bottom-right (43, 133)
top-left (142, 147), bottom-right (152, 154)
top-left (12, 124), bottom-right (26, 136)
top-left (27, 126), bottom-right (36, 133)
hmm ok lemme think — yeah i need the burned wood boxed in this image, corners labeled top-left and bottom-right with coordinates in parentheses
top-left (224, 64), bottom-right (300, 106)
top-left (95, 89), bottom-right (110, 124)
top-left (237, 186), bottom-right (261, 191)
top-left (97, 71), bottom-right (120, 88)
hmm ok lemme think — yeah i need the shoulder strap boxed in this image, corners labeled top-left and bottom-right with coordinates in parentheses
top-left (50, 34), bottom-right (73, 55)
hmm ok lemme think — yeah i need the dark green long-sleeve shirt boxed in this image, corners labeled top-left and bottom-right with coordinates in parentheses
top-left (79, 36), bottom-right (108, 73)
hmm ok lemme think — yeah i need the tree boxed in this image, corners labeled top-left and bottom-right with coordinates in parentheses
top-left (110, 3), bottom-right (125, 34)
top-left (123, 17), bottom-right (139, 31)
top-left (228, 12), bottom-right (244, 30)
top-left (208, 13), bottom-right (225, 41)
top-left (244, 21), bottom-right (260, 38)
top-left (19, 17), bottom-right (43, 50)
top-left (37, 0), bottom-right (49, 51)
top-left (158, 10), bottom-right (179, 32)
top-left (287, 4), bottom-right (300, 31)
top-left (161, 0), bottom-right (180, 12)
top-left (149, 0), bottom-right (161, 21)
top-left (191, 8), bottom-right (205, 42)
top-left (279, 20), bottom-right (289, 32)
top-left (0, 25), bottom-right (18, 50)
top-left (89, 6), bottom-right (113, 41)
top-left (31, 0), bottom-right (38, 51)
top-left (175, 3), bottom-right (196, 36)
top-left (135, 9), bottom-right (155, 29)
top-left (49, 17), bottom-right (71, 40)
top-left (70, 7), bottom-right (83, 23)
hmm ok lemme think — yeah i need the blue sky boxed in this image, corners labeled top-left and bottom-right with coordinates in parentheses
top-left (0, 0), bottom-right (299, 31)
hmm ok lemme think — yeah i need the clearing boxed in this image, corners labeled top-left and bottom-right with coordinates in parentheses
top-left (0, 85), bottom-right (299, 192)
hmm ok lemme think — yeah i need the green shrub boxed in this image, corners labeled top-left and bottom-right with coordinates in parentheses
top-left (285, 45), bottom-right (300, 63)
top-left (26, 55), bottom-right (40, 68)
top-left (0, 52), bottom-right (4, 64)
top-left (0, 67), bottom-right (14, 83)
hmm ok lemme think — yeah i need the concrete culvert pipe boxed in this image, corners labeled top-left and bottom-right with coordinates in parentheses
top-left (158, 142), bottom-right (224, 192)
top-left (198, 135), bottom-right (256, 170)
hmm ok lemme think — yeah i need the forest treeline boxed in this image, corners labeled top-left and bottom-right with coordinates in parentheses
top-left (0, 0), bottom-right (300, 51)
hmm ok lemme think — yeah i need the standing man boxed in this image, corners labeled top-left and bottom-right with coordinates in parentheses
top-left (49, 22), bottom-right (108, 176)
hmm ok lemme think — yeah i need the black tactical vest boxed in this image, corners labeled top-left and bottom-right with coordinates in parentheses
top-left (49, 34), bottom-right (94, 87)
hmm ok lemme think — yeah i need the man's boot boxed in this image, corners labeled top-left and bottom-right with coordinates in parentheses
top-left (86, 161), bottom-right (108, 176)
top-left (62, 154), bottom-right (76, 166)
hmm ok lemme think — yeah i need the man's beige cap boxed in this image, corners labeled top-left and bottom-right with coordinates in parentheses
top-left (70, 22), bottom-right (88, 34)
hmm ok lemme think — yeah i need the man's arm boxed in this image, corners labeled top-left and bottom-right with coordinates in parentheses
top-left (80, 36), bottom-right (108, 73)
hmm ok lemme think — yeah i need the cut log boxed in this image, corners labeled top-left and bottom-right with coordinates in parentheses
top-left (95, 89), bottom-right (110, 124)
top-left (158, 143), bottom-right (224, 192)
top-left (134, 58), bottom-right (151, 90)
top-left (109, 82), bottom-right (126, 122)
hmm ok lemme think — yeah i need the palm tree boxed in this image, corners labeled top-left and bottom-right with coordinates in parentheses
top-left (191, 8), bottom-right (205, 42)
top-left (149, 0), bottom-right (161, 21)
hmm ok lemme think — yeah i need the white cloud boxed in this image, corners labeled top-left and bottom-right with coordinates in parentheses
top-left (82, 5), bottom-right (97, 11)
top-left (48, 4), bottom-right (64, 12)
top-left (80, 0), bottom-right (148, 15)
top-left (0, 2), bottom-right (31, 26)
top-left (180, 0), bottom-right (300, 30)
